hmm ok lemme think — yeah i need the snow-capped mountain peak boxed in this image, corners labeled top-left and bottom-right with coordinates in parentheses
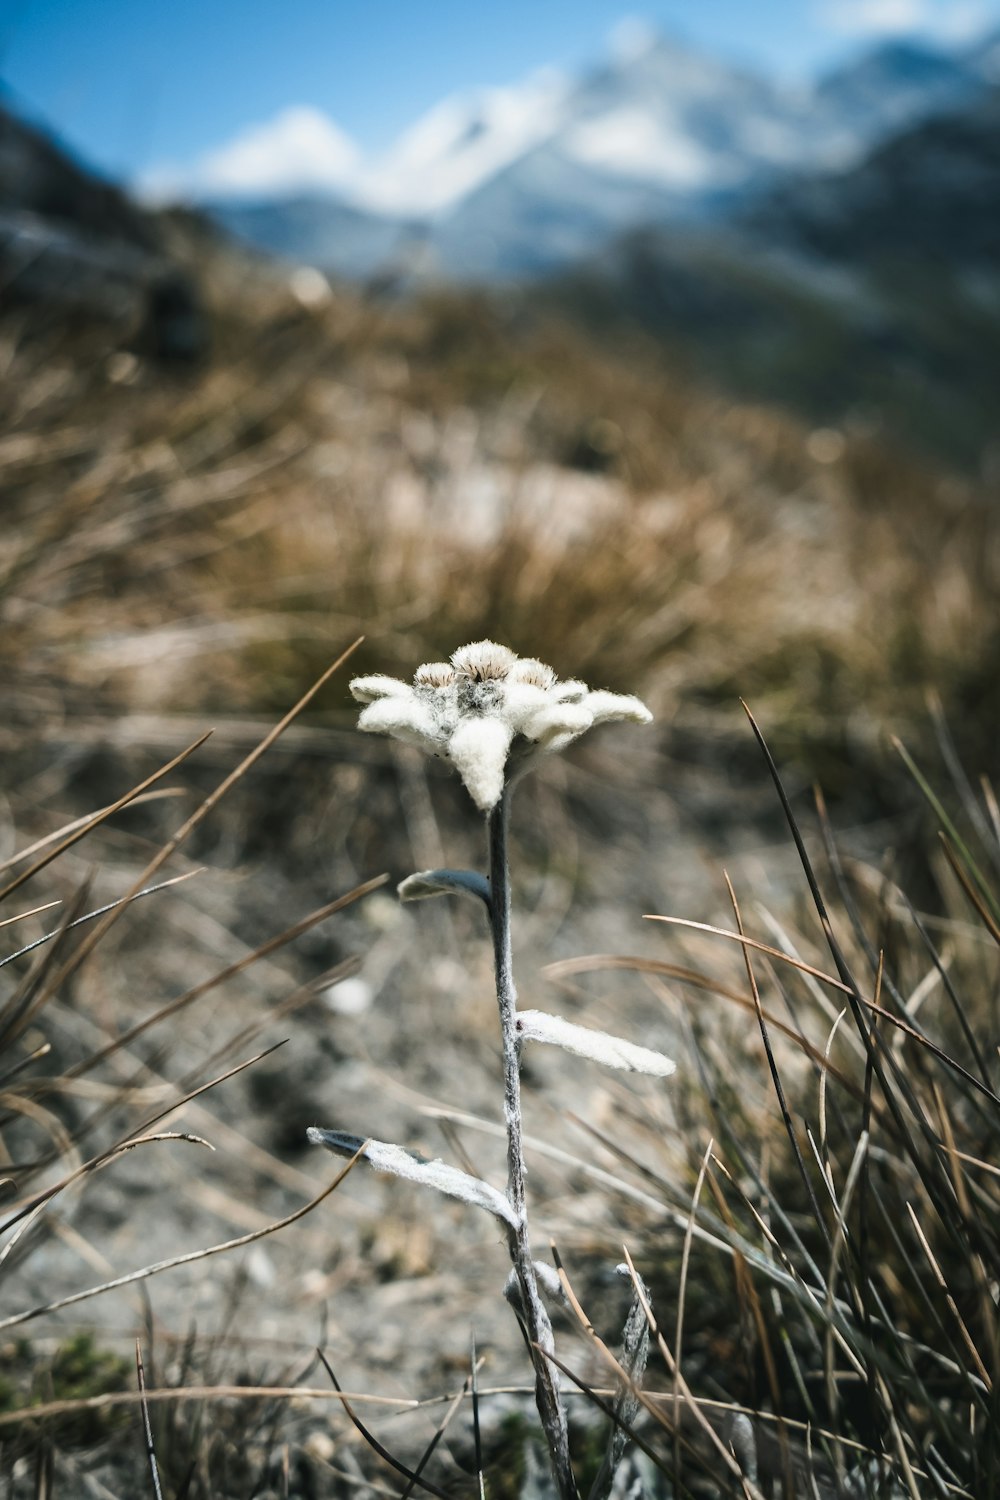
top-left (194, 20), bottom-right (999, 284)
top-left (356, 69), bottom-right (570, 217)
top-left (556, 32), bottom-right (820, 191)
top-left (564, 106), bottom-right (718, 189)
top-left (142, 105), bottom-right (361, 205)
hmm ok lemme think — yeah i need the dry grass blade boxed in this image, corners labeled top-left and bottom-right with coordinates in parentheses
top-left (0, 1150), bottom-right (363, 1333)
top-left (610, 926), bottom-right (851, 994)
top-left (939, 832), bottom-right (1000, 948)
top-left (0, 870), bottom-right (203, 973)
top-left (414, 1096), bottom-right (747, 1255)
top-left (27, 638), bottom-right (365, 1013)
top-left (927, 691), bottom-right (1000, 881)
top-left (0, 878), bottom-right (94, 1049)
top-left (0, 789), bottom-right (183, 880)
top-left (696, 1402), bottom-right (977, 1498)
top-left (818, 1008), bottom-right (848, 1160)
top-left (702, 1161), bottom-right (795, 1490)
top-left (896, 887), bottom-right (994, 1088)
top-left (0, 1384), bottom-right (421, 1430)
top-left (0, 899), bottom-right (62, 929)
top-left (563, 1108), bottom-right (811, 1292)
top-left (639, 919), bottom-right (1000, 1105)
top-left (191, 954), bottom-right (361, 1082)
top-left (533, 1342), bottom-right (672, 1485)
top-left (904, 1202), bottom-right (993, 1393)
top-left (856, 969), bottom-right (881, 1456)
top-left (551, 1246), bottom-right (683, 1481)
top-left (674, 1139), bottom-right (713, 1490)
top-left (816, 1129), bottom-right (869, 1480)
top-left (0, 733), bottom-right (212, 904)
top-left (894, 736), bottom-right (1000, 926)
top-left (725, 870), bottom-right (830, 1248)
top-left (741, 701), bottom-right (863, 995)
top-left (0, 1038), bottom-right (51, 1088)
top-left (1, 1040), bottom-right (283, 1238)
top-left (399, 1349), bottom-right (478, 1500)
top-left (704, 1153), bottom-right (864, 1377)
top-left (548, 1244), bottom-right (751, 1491)
top-left (941, 1147), bottom-right (1000, 1180)
top-left (737, 701), bottom-right (950, 1241)
top-left (315, 1349), bottom-right (451, 1500)
top-left (982, 775), bottom-right (1000, 850)
top-left (470, 1335), bottom-right (486, 1500)
top-left (619, 1246), bottom-right (767, 1493)
top-left (136, 1339), bottom-right (165, 1500)
top-left (56, 873), bottom-right (388, 1089)
top-left (0, 1130), bottom-right (212, 1274)
top-left (0, 1088), bottom-right (76, 1166)
top-left (548, 954), bottom-right (869, 1105)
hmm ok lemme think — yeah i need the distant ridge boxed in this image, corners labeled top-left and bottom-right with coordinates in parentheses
top-left (201, 24), bottom-right (997, 283)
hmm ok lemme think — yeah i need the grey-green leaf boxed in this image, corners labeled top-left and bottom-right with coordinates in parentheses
top-left (517, 1010), bottom-right (675, 1076)
top-left (308, 1127), bottom-right (517, 1227)
top-left (397, 868), bottom-right (491, 909)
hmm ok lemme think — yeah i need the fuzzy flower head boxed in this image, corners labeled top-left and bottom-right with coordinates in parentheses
top-left (350, 641), bottom-right (652, 813)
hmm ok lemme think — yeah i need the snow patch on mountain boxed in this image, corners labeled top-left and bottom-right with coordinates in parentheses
top-left (564, 107), bottom-right (718, 188)
top-left (142, 106), bottom-right (361, 204)
top-left (169, 19), bottom-right (1000, 283)
top-left (357, 70), bottom-right (570, 216)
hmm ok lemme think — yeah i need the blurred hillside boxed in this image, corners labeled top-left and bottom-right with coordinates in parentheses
top-left (192, 27), bottom-right (1000, 472)
top-left (1, 124), bottom-right (998, 841)
top-left (543, 86), bottom-right (1000, 471)
top-left (1, 94), bottom-right (998, 784)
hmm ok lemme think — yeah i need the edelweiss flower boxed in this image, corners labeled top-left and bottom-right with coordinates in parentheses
top-left (351, 641), bottom-right (652, 813)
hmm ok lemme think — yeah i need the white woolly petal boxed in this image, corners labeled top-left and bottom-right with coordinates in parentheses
top-left (540, 733), bottom-right (578, 754)
top-left (501, 681), bottom-right (550, 733)
top-left (521, 702), bottom-right (593, 747)
top-left (307, 1129), bottom-right (518, 1227)
top-left (350, 674), bottom-right (412, 704)
top-left (517, 1010), bottom-right (676, 1076)
top-left (357, 696), bottom-right (446, 753)
top-left (550, 679), bottom-right (588, 702)
top-left (448, 716), bottom-right (514, 812)
top-left (581, 690), bottom-right (653, 726)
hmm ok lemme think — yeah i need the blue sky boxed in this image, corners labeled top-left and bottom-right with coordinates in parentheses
top-left (1, 0), bottom-right (995, 192)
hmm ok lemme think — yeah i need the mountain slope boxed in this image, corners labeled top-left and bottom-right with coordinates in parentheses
top-left (208, 194), bottom-right (415, 281)
top-left (425, 35), bottom-right (841, 279)
top-left (357, 69), bottom-right (570, 216)
top-left (814, 38), bottom-right (987, 138)
top-left (739, 87), bottom-right (1000, 264)
top-left (540, 88), bottom-right (1000, 470)
top-left (0, 102), bottom-right (206, 354)
top-left (1, 101), bottom-right (158, 250)
top-left (195, 26), bottom-right (997, 284)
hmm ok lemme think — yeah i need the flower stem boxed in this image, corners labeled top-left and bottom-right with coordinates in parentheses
top-left (488, 788), bottom-right (579, 1500)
